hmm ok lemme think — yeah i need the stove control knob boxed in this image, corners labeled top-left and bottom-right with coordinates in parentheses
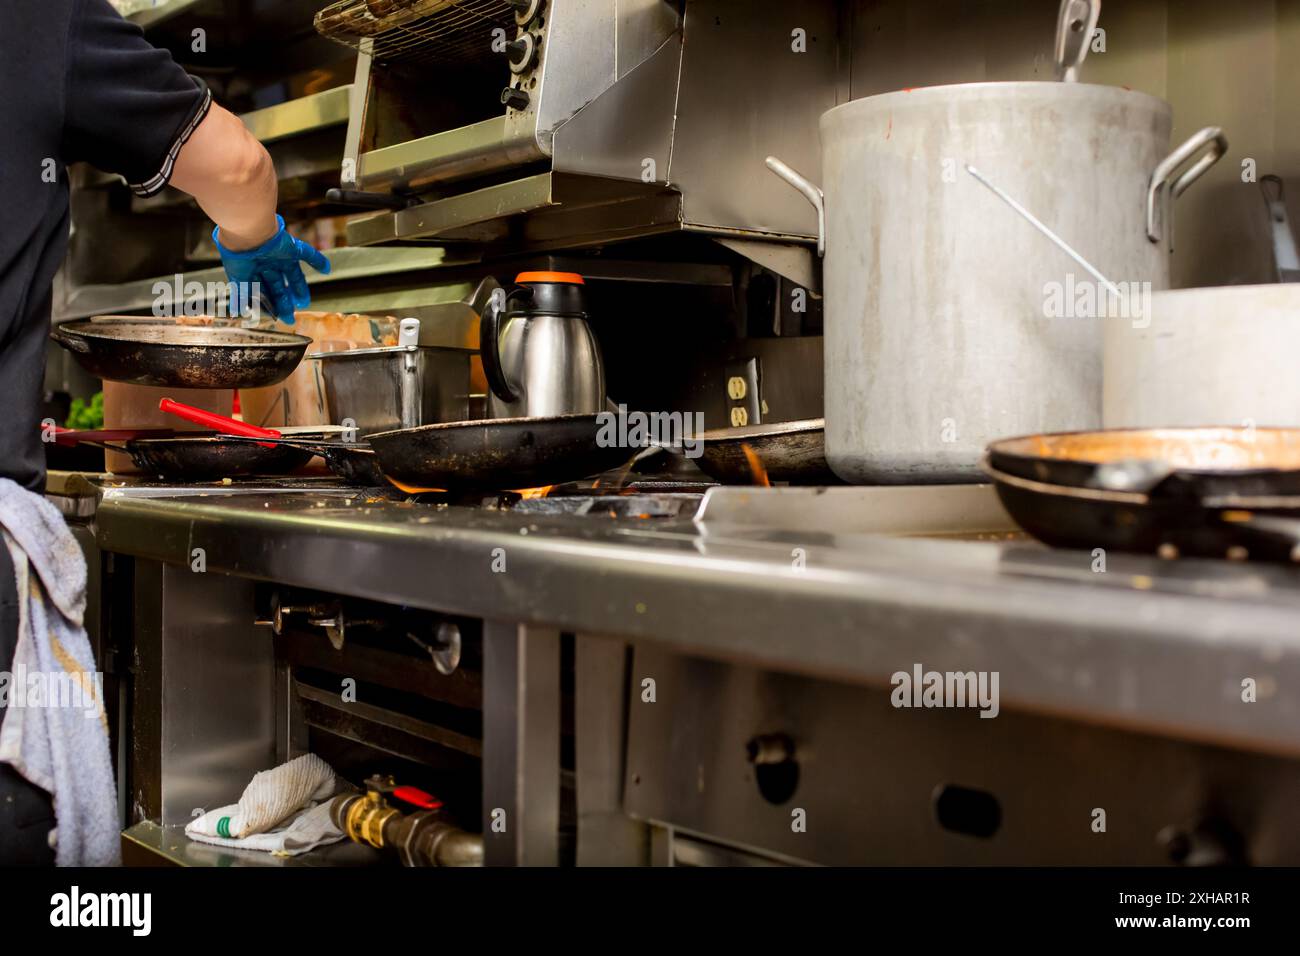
top-left (500, 86), bottom-right (531, 112)
top-left (505, 33), bottom-right (536, 73)
top-left (509, 0), bottom-right (542, 25)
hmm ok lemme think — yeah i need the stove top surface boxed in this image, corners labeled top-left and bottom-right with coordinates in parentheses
top-left (60, 470), bottom-right (719, 521)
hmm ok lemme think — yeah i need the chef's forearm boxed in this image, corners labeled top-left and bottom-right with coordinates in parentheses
top-left (169, 102), bottom-right (279, 251)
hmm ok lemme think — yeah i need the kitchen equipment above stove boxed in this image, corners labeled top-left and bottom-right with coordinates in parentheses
top-left (324, 0), bottom-right (837, 255)
top-left (316, 0), bottom-right (522, 67)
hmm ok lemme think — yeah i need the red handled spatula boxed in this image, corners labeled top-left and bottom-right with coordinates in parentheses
top-left (158, 397), bottom-right (281, 447)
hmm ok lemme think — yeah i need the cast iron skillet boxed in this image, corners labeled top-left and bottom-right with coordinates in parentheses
top-left (692, 418), bottom-right (839, 485)
top-left (984, 426), bottom-right (1300, 562)
top-left (224, 436), bottom-right (387, 486)
top-left (367, 414), bottom-right (634, 490)
top-left (56, 427), bottom-right (339, 481)
top-left (125, 436), bottom-right (316, 480)
top-left (51, 317), bottom-right (311, 389)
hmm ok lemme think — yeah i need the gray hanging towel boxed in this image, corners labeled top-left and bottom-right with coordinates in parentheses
top-left (0, 478), bottom-right (118, 865)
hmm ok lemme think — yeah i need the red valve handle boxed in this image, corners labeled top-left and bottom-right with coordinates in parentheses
top-left (391, 785), bottom-right (443, 811)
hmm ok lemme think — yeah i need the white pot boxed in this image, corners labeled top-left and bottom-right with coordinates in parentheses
top-left (1104, 284), bottom-right (1300, 429)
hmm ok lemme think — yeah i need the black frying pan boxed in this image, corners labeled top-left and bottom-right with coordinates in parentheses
top-left (987, 427), bottom-right (1300, 498)
top-left (693, 418), bottom-right (839, 484)
top-left (224, 436), bottom-right (386, 485)
top-left (367, 414), bottom-right (633, 490)
top-left (55, 427), bottom-right (331, 480)
top-left (126, 436), bottom-right (316, 480)
top-left (51, 317), bottom-right (310, 389)
top-left (985, 426), bottom-right (1300, 562)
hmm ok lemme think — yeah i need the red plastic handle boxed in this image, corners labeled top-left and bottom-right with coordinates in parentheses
top-left (391, 785), bottom-right (443, 811)
top-left (158, 398), bottom-right (280, 439)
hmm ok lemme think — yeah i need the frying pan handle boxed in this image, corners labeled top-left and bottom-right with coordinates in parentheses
top-left (49, 324), bottom-right (89, 353)
top-left (159, 397), bottom-right (280, 444)
top-left (48, 426), bottom-right (177, 445)
top-left (1216, 512), bottom-right (1300, 562)
top-left (479, 286), bottom-right (520, 405)
top-left (47, 434), bottom-right (119, 453)
top-left (223, 434), bottom-right (308, 447)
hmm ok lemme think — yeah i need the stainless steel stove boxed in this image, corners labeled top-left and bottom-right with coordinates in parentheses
top-left (52, 468), bottom-right (1300, 867)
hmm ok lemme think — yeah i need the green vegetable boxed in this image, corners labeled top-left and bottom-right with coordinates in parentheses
top-left (66, 391), bottom-right (104, 430)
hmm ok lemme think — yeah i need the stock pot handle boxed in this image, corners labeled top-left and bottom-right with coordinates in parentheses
top-left (766, 156), bottom-right (825, 257)
top-left (1146, 126), bottom-right (1228, 245)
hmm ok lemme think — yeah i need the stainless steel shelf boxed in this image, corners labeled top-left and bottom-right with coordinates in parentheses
top-left (78, 84), bottom-right (350, 196)
top-left (126, 0), bottom-right (209, 30)
top-left (345, 172), bottom-right (683, 250)
top-left (121, 820), bottom-right (383, 867)
top-left (56, 247), bottom-right (457, 321)
top-left (240, 84), bottom-right (351, 144)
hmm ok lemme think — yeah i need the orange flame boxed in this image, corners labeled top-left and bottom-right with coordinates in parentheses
top-left (385, 476), bottom-right (446, 494)
top-left (741, 443), bottom-right (770, 487)
top-left (517, 485), bottom-right (556, 499)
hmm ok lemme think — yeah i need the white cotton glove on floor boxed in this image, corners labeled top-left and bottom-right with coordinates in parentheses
top-left (185, 753), bottom-right (347, 857)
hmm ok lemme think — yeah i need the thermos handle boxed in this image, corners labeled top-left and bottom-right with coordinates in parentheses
top-left (480, 285), bottom-right (527, 404)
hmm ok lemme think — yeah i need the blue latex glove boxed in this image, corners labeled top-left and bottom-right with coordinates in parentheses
top-left (213, 215), bottom-right (331, 324)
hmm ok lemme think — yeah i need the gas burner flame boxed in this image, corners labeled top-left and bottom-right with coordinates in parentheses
top-left (741, 443), bottom-right (770, 487)
top-left (517, 485), bottom-right (556, 500)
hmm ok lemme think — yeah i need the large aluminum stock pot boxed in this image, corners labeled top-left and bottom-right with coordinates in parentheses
top-left (770, 81), bottom-right (1226, 483)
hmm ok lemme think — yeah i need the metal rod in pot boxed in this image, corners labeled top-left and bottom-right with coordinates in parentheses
top-left (965, 164), bottom-right (1123, 300)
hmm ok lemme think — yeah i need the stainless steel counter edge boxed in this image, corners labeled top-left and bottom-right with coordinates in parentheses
top-left (92, 491), bottom-right (1300, 757)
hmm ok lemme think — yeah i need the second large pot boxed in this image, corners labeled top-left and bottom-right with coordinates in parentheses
top-left (771, 81), bottom-right (1225, 483)
top-left (1104, 284), bottom-right (1300, 429)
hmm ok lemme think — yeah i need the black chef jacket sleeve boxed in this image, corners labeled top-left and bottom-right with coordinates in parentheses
top-left (62, 0), bottom-right (212, 197)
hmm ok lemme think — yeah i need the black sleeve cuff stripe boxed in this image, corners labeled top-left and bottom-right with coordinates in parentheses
top-left (129, 84), bottom-right (213, 198)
